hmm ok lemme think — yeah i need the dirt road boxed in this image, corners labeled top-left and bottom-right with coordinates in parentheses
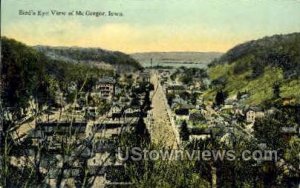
top-left (149, 71), bottom-right (179, 149)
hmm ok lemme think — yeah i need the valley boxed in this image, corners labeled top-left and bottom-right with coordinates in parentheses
top-left (1, 33), bottom-right (300, 187)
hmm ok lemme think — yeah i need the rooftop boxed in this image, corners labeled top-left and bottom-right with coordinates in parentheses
top-left (98, 76), bottom-right (116, 84)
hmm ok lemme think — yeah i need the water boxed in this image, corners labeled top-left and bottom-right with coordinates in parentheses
top-left (142, 62), bottom-right (207, 69)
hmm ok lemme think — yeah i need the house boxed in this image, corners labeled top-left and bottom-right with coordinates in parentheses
top-left (189, 110), bottom-right (205, 123)
top-left (246, 107), bottom-right (265, 123)
top-left (54, 91), bottom-right (65, 107)
top-left (175, 104), bottom-right (194, 117)
top-left (3, 107), bottom-right (15, 121)
top-left (225, 96), bottom-right (237, 105)
top-left (95, 76), bottom-right (116, 99)
top-left (160, 70), bottom-right (171, 81)
top-left (85, 107), bottom-right (98, 120)
top-left (189, 134), bottom-right (211, 141)
top-left (282, 97), bottom-right (296, 106)
top-left (234, 108), bottom-right (244, 116)
top-left (27, 122), bottom-right (87, 152)
top-left (202, 78), bottom-right (211, 89)
top-left (35, 122), bottom-right (87, 135)
top-left (171, 95), bottom-right (187, 108)
top-left (220, 104), bottom-right (234, 114)
top-left (137, 70), bottom-right (150, 83)
top-left (166, 84), bottom-right (187, 95)
top-left (192, 78), bottom-right (203, 89)
top-left (68, 81), bottom-right (77, 92)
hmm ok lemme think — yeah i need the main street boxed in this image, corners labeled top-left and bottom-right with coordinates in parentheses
top-left (148, 71), bottom-right (179, 149)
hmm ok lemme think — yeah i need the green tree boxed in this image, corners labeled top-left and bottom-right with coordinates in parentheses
top-left (253, 109), bottom-right (298, 187)
top-left (180, 120), bottom-right (190, 141)
top-left (215, 90), bottom-right (225, 106)
top-left (272, 82), bottom-right (281, 99)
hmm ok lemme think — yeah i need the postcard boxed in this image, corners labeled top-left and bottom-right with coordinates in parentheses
top-left (1, 0), bottom-right (300, 187)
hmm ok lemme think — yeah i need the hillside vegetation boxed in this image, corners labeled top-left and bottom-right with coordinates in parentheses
top-left (205, 33), bottom-right (300, 105)
top-left (2, 37), bottom-right (112, 117)
top-left (35, 46), bottom-right (142, 72)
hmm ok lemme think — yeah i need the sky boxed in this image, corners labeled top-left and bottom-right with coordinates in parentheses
top-left (2, 0), bottom-right (300, 53)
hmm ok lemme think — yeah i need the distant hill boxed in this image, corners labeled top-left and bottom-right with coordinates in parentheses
top-left (2, 37), bottom-right (112, 116)
top-left (205, 32), bottom-right (300, 105)
top-left (34, 46), bottom-right (142, 72)
top-left (131, 52), bottom-right (223, 66)
top-left (210, 32), bottom-right (300, 78)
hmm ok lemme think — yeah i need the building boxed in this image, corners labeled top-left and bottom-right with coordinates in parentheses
top-left (67, 81), bottom-right (77, 92)
top-left (96, 77), bottom-right (116, 99)
top-left (282, 97), bottom-right (296, 106)
top-left (166, 84), bottom-right (187, 95)
top-left (246, 107), bottom-right (265, 123)
top-left (137, 70), bottom-right (150, 83)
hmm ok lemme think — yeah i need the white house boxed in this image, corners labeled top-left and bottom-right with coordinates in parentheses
top-left (246, 107), bottom-right (265, 123)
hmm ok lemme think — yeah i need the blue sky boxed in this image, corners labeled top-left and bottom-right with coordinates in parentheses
top-left (2, 0), bottom-right (300, 52)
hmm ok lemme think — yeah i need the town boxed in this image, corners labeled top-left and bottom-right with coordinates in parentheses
top-left (3, 58), bottom-right (299, 186)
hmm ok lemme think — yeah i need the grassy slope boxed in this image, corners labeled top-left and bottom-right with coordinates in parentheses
top-left (204, 62), bottom-right (300, 106)
top-left (204, 33), bottom-right (300, 106)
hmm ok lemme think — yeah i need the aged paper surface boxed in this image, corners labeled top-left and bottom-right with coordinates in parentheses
top-left (1, 1), bottom-right (300, 187)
